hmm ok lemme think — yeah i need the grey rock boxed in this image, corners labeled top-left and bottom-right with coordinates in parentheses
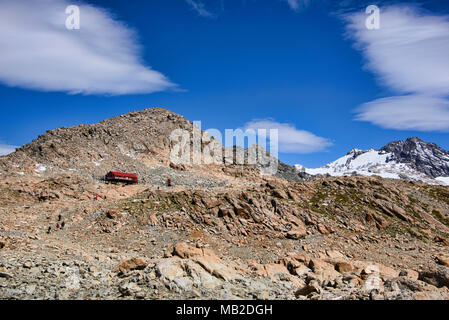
top-left (0, 272), bottom-right (13, 279)
top-left (119, 282), bottom-right (142, 296)
top-left (418, 267), bottom-right (449, 288)
top-left (381, 137), bottom-right (449, 178)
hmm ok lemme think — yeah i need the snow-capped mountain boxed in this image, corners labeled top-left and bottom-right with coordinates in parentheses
top-left (295, 137), bottom-right (449, 185)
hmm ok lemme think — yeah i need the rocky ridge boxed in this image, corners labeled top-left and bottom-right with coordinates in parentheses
top-left (1, 108), bottom-right (449, 300)
top-left (298, 137), bottom-right (449, 185)
top-left (381, 137), bottom-right (449, 178)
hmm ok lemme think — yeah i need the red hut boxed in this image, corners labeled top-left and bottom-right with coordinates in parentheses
top-left (105, 171), bottom-right (138, 184)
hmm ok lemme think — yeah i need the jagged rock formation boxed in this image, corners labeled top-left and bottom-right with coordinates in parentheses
top-left (381, 137), bottom-right (449, 178)
top-left (298, 137), bottom-right (449, 185)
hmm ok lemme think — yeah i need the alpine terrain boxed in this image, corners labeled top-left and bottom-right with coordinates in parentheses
top-left (1, 108), bottom-right (449, 300)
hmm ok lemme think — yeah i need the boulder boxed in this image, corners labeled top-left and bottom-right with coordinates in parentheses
top-left (202, 198), bottom-right (221, 209)
top-left (335, 262), bottom-right (354, 274)
top-left (0, 272), bottom-right (12, 279)
top-left (194, 256), bottom-right (238, 282)
top-left (173, 242), bottom-right (203, 259)
top-left (281, 256), bottom-right (301, 271)
top-left (389, 204), bottom-right (411, 222)
top-left (295, 282), bottom-right (321, 297)
top-left (293, 264), bottom-right (312, 277)
top-left (287, 190), bottom-right (300, 202)
top-left (148, 213), bottom-right (158, 226)
top-left (309, 259), bottom-right (334, 273)
top-left (399, 269), bottom-right (419, 280)
top-left (317, 224), bottom-right (331, 235)
top-left (152, 244), bottom-right (241, 291)
top-left (119, 282), bottom-right (142, 296)
top-left (272, 189), bottom-right (288, 199)
top-left (113, 258), bottom-right (148, 273)
top-left (354, 261), bottom-right (398, 280)
top-left (286, 228), bottom-right (306, 240)
top-left (377, 264), bottom-right (400, 280)
top-left (233, 204), bottom-right (250, 218)
top-left (172, 242), bottom-right (239, 282)
top-left (263, 264), bottom-right (291, 281)
top-left (218, 207), bottom-right (232, 218)
top-left (434, 236), bottom-right (449, 246)
top-left (384, 277), bottom-right (449, 300)
top-left (293, 252), bottom-right (311, 265)
top-left (106, 210), bottom-right (121, 219)
top-left (326, 250), bottom-right (345, 260)
top-left (436, 255), bottom-right (449, 267)
top-left (155, 257), bottom-right (185, 281)
top-left (182, 259), bottom-right (222, 289)
top-left (169, 162), bottom-right (186, 171)
top-left (419, 267), bottom-right (449, 288)
top-left (308, 258), bottom-right (341, 282)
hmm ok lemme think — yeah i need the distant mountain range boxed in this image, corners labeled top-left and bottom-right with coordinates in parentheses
top-left (295, 137), bottom-right (449, 185)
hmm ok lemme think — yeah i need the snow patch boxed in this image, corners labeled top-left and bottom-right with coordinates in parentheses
top-left (436, 177), bottom-right (449, 185)
top-left (304, 149), bottom-right (396, 177)
top-left (34, 164), bottom-right (47, 173)
top-left (124, 152), bottom-right (136, 159)
top-left (93, 159), bottom-right (104, 167)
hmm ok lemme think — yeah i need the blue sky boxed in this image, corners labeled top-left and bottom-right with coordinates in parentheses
top-left (0, 0), bottom-right (448, 167)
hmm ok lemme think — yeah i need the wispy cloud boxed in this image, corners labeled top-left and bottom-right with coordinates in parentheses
top-left (0, 0), bottom-right (176, 95)
top-left (185, 0), bottom-right (315, 17)
top-left (0, 144), bottom-right (18, 156)
top-left (186, 0), bottom-right (216, 18)
top-left (243, 119), bottom-right (332, 153)
top-left (283, 0), bottom-right (312, 12)
top-left (345, 5), bottom-right (449, 131)
top-left (355, 95), bottom-right (449, 131)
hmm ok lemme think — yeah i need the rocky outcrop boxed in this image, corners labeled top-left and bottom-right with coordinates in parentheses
top-left (418, 267), bottom-right (449, 289)
top-left (298, 137), bottom-right (449, 183)
top-left (382, 137), bottom-right (449, 178)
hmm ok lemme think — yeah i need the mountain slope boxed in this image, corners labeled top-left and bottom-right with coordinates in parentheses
top-left (1, 111), bottom-right (449, 300)
top-left (381, 137), bottom-right (449, 178)
top-left (296, 138), bottom-right (449, 185)
top-left (0, 107), bottom-right (302, 184)
top-left (0, 108), bottom-right (192, 170)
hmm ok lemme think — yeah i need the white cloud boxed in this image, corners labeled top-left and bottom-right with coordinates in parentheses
top-left (0, 144), bottom-right (18, 156)
top-left (355, 95), bottom-right (449, 131)
top-left (345, 5), bottom-right (449, 131)
top-left (186, 0), bottom-right (215, 18)
top-left (0, 0), bottom-right (176, 95)
top-left (283, 0), bottom-right (312, 12)
top-left (243, 119), bottom-right (332, 153)
top-left (345, 6), bottom-right (449, 95)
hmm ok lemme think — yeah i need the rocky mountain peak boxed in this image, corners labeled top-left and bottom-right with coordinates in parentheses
top-left (0, 107), bottom-right (199, 180)
top-left (381, 137), bottom-right (449, 178)
top-left (346, 148), bottom-right (366, 158)
top-left (0, 107), bottom-right (304, 184)
top-left (298, 137), bottom-right (449, 184)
